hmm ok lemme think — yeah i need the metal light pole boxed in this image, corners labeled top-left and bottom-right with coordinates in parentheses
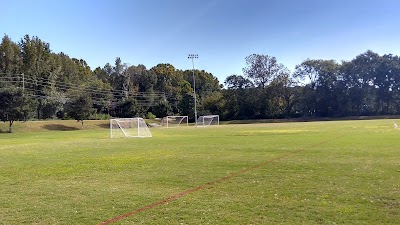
top-left (188, 54), bottom-right (198, 127)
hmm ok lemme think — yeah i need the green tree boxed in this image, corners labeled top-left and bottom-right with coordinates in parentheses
top-left (340, 51), bottom-right (381, 115)
top-left (202, 91), bottom-right (225, 118)
top-left (0, 35), bottom-right (23, 76)
top-left (19, 35), bottom-right (53, 119)
top-left (294, 59), bottom-right (340, 117)
top-left (108, 57), bottom-right (128, 97)
top-left (90, 79), bottom-right (113, 115)
top-left (267, 72), bottom-right (298, 117)
top-left (243, 54), bottom-right (285, 89)
top-left (0, 88), bottom-right (37, 133)
top-left (93, 66), bottom-right (109, 83)
top-left (152, 99), bottom-right (173, 118)
top-left (65, 95), bottom-right (96, 130)
top-left (313, 60), bottom-right (340, 116)
top-left (223, 74), bottom-right (258, 119)
top-left (152, 63), bottom-right (177, 95)
top-left (115, 97), bottom-right (145, 118)
top-left (373, 54), bottom-right (400, 114)
top-left (127, 64), bottom-right (155, 93)
top-left (178, 93), bottom-right (196, 121)
top-left (224, 74), bottom-right (254, 89)
top-left (41, 99), bottom-right (62, 119)
top-left (222, 85), bottom-right (260, 120)
top-left (183, 69), bottom-right (221, 99)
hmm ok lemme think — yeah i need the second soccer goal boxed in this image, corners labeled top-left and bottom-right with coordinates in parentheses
top-left (196, 115), bottom-right (219, 127)
top-left (160, 116), bottom-right (189, 128)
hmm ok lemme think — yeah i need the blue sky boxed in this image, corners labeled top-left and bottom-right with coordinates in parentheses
top-left (2, 0), bottom-right (399, 83)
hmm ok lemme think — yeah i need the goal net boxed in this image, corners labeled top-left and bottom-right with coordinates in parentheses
top-left (160, 116), bottom-right (188, 128)
top-left (196, 115), bottom-right (219, 127)
top-left (110, 118), bottom-right (152, 138)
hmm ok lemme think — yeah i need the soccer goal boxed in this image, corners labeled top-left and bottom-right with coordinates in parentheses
top-left (160, 116), bottom-right (188, 128)
top-left (110, 118), bottom-right (152, 138)
top-left (196, 115), bottom-right (219, 127)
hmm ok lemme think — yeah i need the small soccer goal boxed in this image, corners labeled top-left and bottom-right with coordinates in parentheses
top-left (110, 117), bottom-right (152, 138)
top-left (160, 116), bottom-right (188, 128)
top-left (196, 115), bottom-right (219, 127)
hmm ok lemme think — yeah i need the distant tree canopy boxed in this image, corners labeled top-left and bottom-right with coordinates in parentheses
top-left (1, 34), bottom-right (400, 130)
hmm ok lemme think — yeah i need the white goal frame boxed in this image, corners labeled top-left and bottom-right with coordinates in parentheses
top-left (160, 116), bottom-right (189, 128)
top-left (196, 115), bottom-right (219, 127)
top-left (110, 117), bottom-right (152, 138)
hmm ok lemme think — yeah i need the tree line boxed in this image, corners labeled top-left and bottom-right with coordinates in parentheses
top-left (1, 34), bottom-right (400, 132)
top-left (224, 51), bottom-right (400, 119)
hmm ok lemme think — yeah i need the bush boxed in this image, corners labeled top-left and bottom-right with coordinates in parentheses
top-left (146, 112), bottom-right (156, 119)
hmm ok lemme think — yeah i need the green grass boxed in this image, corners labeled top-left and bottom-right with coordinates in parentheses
top-left (0, 119), bottom-right (399, 224)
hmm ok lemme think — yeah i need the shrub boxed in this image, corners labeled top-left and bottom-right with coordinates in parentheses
top-left (146, 112), bottom-right (156, 119)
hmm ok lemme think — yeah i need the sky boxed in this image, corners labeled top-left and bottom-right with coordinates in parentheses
top-left (1, 0), bottom-right (400, 83)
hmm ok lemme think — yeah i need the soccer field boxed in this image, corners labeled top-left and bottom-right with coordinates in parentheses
top-left (0, 119), bottom-right (399, 224)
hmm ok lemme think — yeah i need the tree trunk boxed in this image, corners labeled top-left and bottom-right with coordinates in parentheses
top-left (37, 100), bottom-right (42, 120)
top-left (9, 120), bottom-right (13, 133)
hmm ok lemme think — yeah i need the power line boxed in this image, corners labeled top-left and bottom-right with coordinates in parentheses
top-left (2, 73), bottom-right (172, 96)
top-left (0, 72), bottom-right (177, 107)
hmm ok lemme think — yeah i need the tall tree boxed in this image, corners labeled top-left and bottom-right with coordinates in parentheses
top-left (127, 64), bottom-right (154, 93)
top-left (0, 35), bottom-right (22, 75)
top-left (295, 59), bottom-right (340, 116)
top-left (243, 54), bottom-right (285, 89)
top-left (267, 71), bottom-right (298, 117)
top-left (314, 60), bottom-right (340, 116)
top-left (373, 54), bottom-right (400, 114)
top-left (108, 57), bottom-right (128, 98)
top-left (223, 75), bottom-right (260, 119)
top-left (152, 63), bottom-right (177, 95)
top-left (294, 59), bottom-right (321, 90)
top-left (19, 35), bottom-right (53, 119)
top-left (340, 51), bottom-right (381, 115)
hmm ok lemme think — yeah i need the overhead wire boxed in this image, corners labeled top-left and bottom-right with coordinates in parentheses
top-left (0, 73), bottom-right (177, 106)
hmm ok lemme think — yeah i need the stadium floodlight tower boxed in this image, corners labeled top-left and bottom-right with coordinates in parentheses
top-left (188, 54), bottom-right (198, 127)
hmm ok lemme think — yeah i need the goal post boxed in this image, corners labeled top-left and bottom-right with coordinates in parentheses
top-left (196, 115), bottom-right (219, 127)
top-left (110, 117), bottom-right (152, 138)
top-left (160, 116), bottom-right (188, 128)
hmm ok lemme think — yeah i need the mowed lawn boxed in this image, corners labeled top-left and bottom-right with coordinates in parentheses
top-left (0, 119), bottom-right (399, 224)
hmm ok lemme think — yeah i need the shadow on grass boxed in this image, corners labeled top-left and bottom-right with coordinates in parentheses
top-left (97, 123), bottom-right (110, 129)
top-left (42, 124), bottom-right (79, 131)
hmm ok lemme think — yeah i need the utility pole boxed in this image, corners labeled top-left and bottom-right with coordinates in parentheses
top-left (188, 54), bottom-right (198, 127)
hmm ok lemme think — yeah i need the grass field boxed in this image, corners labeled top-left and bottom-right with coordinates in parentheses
top-left (0, 119), bottom-right (399, 224)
